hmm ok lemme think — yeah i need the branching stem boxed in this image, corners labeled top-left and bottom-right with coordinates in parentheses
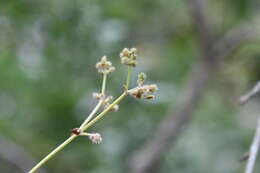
top-left (79, 73), bottom-right (107, 129)
top-left (29, 54), bottom-right (134, 173)
top-left (125, 67), bottom-right (132, 90)
top-left (28, 92), bottom-right (128, 173)
top-left (79, 101), bottom-right (103, 130)
top-left (82, 92), bottom-right (127, 131)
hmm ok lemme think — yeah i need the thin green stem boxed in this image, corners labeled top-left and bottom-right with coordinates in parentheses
top-left (28, 135), bottom-right (77, 173)
top-left (28, 92), bottom-right (128, 173)
top-left (101, 73), bottom-right (107, 95)
top-left (82, 92), bottom-right (128, 131)
top-left (29, 66), bottom-right (131, 173)
top-left (125, 67), bottom-right (132, 90)
top-left (79, 100), bottom-right (103, 130)
top-left (79, 73), bottom-right (107, 130)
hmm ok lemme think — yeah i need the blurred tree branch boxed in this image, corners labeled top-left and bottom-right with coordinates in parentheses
top-left (0, 135), bottom-right (46, 173)
top-left (214, 16), bottom-right (260, 59)
top-left (239, 81), bottom-right (260, 104)
top-left (239, 81), bottom-right (260, 173)
top-left (129, 0), bottom-right (260, 173)
top-left (244, 118), bottom-right (260, 173)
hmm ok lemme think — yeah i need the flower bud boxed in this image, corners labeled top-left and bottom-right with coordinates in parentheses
top-left (137, 72), bottom-right (147, 86)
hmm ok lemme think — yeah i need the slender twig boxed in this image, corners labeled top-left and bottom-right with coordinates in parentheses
top-left (30, 73), bottom-right (109, 172)
top-left (101, 74), bottom-right (107, 95)
top-left (28, 91), bottom-right (127, 173)
top-left (82, 92), bottom-right (128, 131)
top-left (28, 54), bottom-right (134, 173)
top-left (239, 81), bottom-right (260, 105)
top-left (245, 118), bottom-right (260, 173)
top-left (28, 47), bottom-right (156, 173)
top-left (28, 135), bottom-right (77, 173)
top-left (125, 67), bottom-right (132, 90)
top-left (79, 101), bottom-right (103, 129)
top-left (79, 74), bottom-right (108, 129)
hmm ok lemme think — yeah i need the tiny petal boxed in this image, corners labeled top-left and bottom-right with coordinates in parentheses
top-left (93, 92), bottom-right (104, 100)
top-left (147, 84), bottom-right (158, 93)
top-left (121, 56), bottom-right (129, 64)
top-left (101, 56), bottom-right (107, 62)
top-left (121, 48), bottom-right (130, 57)
top-left (112, 104), bottom-right (119, 112)
top-left (130, 48), bottom-right (137, 54)
top-left (108, 66), bottom-right (115, 73)
top-left (89, 133), bottom-right (102, 144)
top-left (107, 104), bottom-right (119, 112)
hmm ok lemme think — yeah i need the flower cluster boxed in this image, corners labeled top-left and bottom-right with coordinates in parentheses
top-left (128, 72), bottom-right (158, 99)
top-left (120, 48), bottom-right (137, 67)
top-left (96, 56), bottom-right (115, 74)
top-left (128, 84), bottom-right (158, 100)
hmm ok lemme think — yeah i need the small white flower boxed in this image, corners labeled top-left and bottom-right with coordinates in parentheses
top-left (96, 56), bottom-right (115, 74)
top-left (88, 133), bottom-right (102, 144)
top-left (92, 92), bottom-right (104, 100)
top-left (81, 132), bottom-right (102, 144)
top-left (119, 48), bottom-right (137, 67)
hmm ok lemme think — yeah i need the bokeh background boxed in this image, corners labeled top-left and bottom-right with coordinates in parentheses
top-left (0, 0), bottom-right (260, 173)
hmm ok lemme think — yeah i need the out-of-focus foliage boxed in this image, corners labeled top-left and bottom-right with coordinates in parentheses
top-left (0, 0), bottom-right (260, 172)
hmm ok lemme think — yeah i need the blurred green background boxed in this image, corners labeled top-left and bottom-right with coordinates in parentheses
top-left (0, 0), bottom-right (260, 172)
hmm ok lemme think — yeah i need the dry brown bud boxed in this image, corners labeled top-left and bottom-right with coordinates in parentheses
top-left (128, 84), bottom-right (158, 100)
